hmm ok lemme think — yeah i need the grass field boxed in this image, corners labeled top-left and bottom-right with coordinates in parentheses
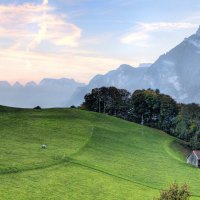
top-left (1, 106), bottom-right (200, 200)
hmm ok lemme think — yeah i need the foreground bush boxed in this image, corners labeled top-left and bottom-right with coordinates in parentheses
top-left (155, 183), bottom-right (190, 200)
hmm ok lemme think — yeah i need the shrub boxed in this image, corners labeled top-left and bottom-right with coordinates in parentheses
top-left (34, 106), bottom-right (41, 110)
top-left (155, 183), bottom-right (190, 200)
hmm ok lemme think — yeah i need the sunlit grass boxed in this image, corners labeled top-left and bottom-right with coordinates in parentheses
top-left (0, 106), bottom-right (200, 199)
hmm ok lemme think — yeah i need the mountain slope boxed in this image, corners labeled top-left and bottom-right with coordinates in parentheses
top-left (88, 64), bottom-right (148, 91)
top-left (70, 26), bottom-right (200, 106)
top-left (0, 106), bottom-right (200, 199)
top-left (69, 64), bottom-right (148, 106)
top-left (143, 26), bottom-right (200, 102)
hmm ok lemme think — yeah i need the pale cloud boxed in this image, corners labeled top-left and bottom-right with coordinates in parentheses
top-left (181, 14), bottom-right (200, 24)
top-left (0, 0), bottom-right (92, 84)
top-left (121, 32), bottom-right (150, 46)
top-left (43, 0), bottom-right (49, 5)
top-left (0, 1), bottom-right (137, 84)
top-left (0, 47), bottom-right (137, 84)
top-left (121, 22), bottom-right (198, 45)
top-left (138, 22), bottom-right (197, 31)
top-left (0, 1), bottom-right (82, 49)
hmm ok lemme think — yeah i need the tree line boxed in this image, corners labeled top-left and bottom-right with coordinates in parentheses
top-left (82, 87), bottom-right (200, 149)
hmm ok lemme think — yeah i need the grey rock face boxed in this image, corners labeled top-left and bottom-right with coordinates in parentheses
top-left (143, 27), bottom-right (200, 103)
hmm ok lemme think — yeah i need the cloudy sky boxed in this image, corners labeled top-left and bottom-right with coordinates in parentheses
top-left (0, 0), bottom-right (200, 84)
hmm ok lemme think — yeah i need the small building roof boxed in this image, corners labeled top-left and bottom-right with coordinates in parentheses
top-left (193, 150), bottom-right (200, 160)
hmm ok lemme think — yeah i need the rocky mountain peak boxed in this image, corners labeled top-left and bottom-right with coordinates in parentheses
top-left (13, 81), bottom-right (23, 88)
top-left (118, 64), bottom-right (134, 70)
top-left (196, 25), bottom-right (200, 36)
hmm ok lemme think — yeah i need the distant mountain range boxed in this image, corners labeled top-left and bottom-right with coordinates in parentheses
top-left (67, 64), bottom-right (151, 106)
top-left (69, 26), bottom-right (200, 106)
top-left (0, 78), bottom-right (85, 108)
top-left (1, 27), bottom-right (200, 108)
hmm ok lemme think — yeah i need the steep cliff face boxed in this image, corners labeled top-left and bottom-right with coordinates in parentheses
top-left (143, 26), bottom-right (200, 102)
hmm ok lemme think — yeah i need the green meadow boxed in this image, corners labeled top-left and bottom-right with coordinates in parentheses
top-left (0, 106), bottom-right (200, 200)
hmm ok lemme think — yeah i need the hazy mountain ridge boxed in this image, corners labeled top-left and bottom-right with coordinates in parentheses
top-left (143, 26), bottom-right (200, 102)
top-left (68, 64), bottom-right (149, 106)
top-left (0, 78), bottom-right (85, 108)
top-left (1, 27), bottom-right (200, 108)
top-left (70, 26), bottom-right (200, 106)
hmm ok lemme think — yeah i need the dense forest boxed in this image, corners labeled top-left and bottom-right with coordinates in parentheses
top-left (82, 87), bottom-right (200, 150)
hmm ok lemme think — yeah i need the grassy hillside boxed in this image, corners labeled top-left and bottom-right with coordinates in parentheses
top-left (0, 106), bottom-right (200, 200)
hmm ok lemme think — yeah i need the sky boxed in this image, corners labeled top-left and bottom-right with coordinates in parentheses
top-left (0, 0), bottom-right (200, 84)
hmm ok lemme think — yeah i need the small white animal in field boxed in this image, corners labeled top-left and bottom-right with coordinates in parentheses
top-left (42, 144), bottom-right (47, 149)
